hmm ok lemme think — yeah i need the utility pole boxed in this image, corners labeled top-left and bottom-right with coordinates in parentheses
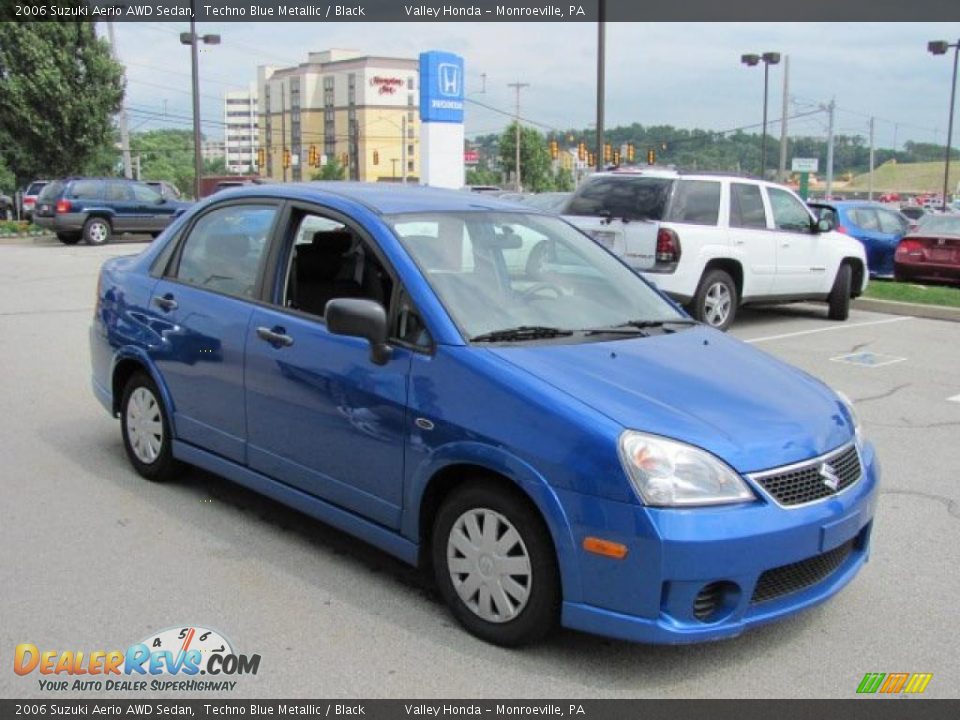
top-left (508, 81), bottom-right (529, 191)
top-left (106, 22), bottom-right (132, 179)
top-left (401, 114), bottom-right (408, 185)
top-left (825, 98), bottom-right (836, 198)
top-left (180, 1), bottom-right (220, 199)
top-left (281, 83), bottom-right (287, 183)
top-left (596, 0), bottom-right (606, 172)
top-left (778, 55), bottom-right (789, 183)
top-left (868, 116), bottom-right (875, 201)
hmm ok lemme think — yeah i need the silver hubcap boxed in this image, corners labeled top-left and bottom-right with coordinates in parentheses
top-left (89, 221), bottom-right (108, 244)
top-left (703, 282), bottom-right (732, 326)
top-left (447, 508), bottom-right (532, 624)
top-left (126, 387), bottom-right (163, 464)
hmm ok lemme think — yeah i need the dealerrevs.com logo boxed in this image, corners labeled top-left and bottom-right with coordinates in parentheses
top-left (14, 626), bottom-right (261, 692)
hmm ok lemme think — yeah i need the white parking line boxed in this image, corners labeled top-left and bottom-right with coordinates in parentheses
top-left (744, 316), bottom-right (913, 344)
top-left (948, 394), bottom-right (960, 404)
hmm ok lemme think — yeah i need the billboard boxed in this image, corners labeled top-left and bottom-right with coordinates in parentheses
top-left (419, 51), bottom-right (464, 124)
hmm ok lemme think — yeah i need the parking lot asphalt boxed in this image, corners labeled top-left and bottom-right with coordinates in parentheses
top-left (1, 238), bottom-right (958, 699)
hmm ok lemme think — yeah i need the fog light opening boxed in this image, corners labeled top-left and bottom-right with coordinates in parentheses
top-left (693, 581), bottom-right (741, 622)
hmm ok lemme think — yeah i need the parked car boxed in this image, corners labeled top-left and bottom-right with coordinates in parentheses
top-left (894, 213), bottom-right (960, 285)
top-left (91, 183), bottom-right (878, 647)
top-left (519, 191), bottom-right (572, 213)
top-left (20, 180), bottom-right (49, 220)
top-left (808, 200), bottom-right (908, 278)
top-left (899, 205), bottom-right (927, 229)
top-left (562, 169), bottom-right (868, 330)
top-left (877, 192), bottom-right (901, 203)
top-left (32, 177), bottom-right (191, 245)
top-left (0, 193), bottom-right (13, 220)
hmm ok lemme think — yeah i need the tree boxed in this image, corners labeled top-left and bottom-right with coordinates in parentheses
top-left (499, 123), bottom-right (555, 192)
top-left (466, 167), bottom-right (501, 187)
top-left (128, 129), bottom-right (197, 197)
top-left (553, 167), bottom-right (574, 192)
top-left (310, 157), bottom-right (346, 181)
top-left (0, 18), bottom-right (124, 187)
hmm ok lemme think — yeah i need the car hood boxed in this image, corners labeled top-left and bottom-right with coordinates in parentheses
top-left (488, 327), bottom-right (853, 473)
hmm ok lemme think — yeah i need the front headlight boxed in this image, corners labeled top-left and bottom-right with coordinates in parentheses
top-left (836, 391), bottom-right (863, 442)
top-left (618, 431), bottom-right (756, 507)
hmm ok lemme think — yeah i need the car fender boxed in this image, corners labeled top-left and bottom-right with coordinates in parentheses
top-left (80, 206), bottom-right (118, 223)
top-left (402, 440), bottom-right (583, 604)
top-left (108, 346), bottom-right (178, 434)
top-left (821, 231), bottom-right (868, 291)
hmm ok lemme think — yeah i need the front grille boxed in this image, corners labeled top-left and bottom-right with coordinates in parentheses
top-left (750, 443), bottom-right (862, 507)
top-left (751, 540), bottom-right (855, 604)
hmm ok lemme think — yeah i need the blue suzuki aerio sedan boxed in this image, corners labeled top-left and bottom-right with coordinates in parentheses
top-left (90, 183), bottom-right (878, 647)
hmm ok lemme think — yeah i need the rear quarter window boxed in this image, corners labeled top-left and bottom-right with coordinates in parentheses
top-left (667, 180), bottom-right (721, 226)
top-left (37, 181), bottom-right (63, 201)
top-left (68, 180), bottom-right (105, 200)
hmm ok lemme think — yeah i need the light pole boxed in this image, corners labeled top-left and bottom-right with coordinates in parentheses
top-left (928, 39), bottom-right (959, 212)
top-left (507, 81), bottom-right (530, 191)
top-left (741, 51), bottom-right (780, 178)
top-left (180, 1), bottom-right (220, 199)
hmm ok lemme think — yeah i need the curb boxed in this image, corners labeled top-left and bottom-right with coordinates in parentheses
top-left (853, 297), bottom-right (960, 323)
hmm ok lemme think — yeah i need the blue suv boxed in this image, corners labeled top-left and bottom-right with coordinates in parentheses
top-left (33, 177), bottom-right (190, 245)
top-left (90, 183), bottom-right (878, 646)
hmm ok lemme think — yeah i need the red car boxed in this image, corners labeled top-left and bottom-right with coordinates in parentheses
top-left (894, 214), bottom-right (960, 285)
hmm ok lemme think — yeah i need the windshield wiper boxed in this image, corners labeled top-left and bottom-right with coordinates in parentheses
top-left (470, 326), bottom-right (575, 343)
top-left (584, 318), bottom-right (697, 336)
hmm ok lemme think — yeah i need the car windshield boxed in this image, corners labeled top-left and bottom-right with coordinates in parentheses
top-left (387, 211), bottom-right (684, 341)
top-left (917, 214), bottom-right (960, 235)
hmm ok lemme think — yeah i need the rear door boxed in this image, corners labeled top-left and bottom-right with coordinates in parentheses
top-left (846, 207), bottom-right (892, 276)
top-left (728, 182), bottom-right (776, 297)
top-left (874, 208), bottom-right (909, 277)
top-left (149, 200), bottom-right (282, 464)
top-left (104, 180), bottom-right (138, 232)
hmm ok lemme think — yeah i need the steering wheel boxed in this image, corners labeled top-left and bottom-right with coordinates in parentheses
top-left (519, 282), bottom-right (564, 300)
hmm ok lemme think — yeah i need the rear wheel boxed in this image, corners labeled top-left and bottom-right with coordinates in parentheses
top-left (691, 269), bottom-right (737, 330)
top-left (432, 480), bottom-right (560, 647)
top-left (120, 372), bottom-right (180, 482)
top-left (83, 217), bottom-right (112, 245)
top-left (827, 263), bottom-right (852, 321)
top-left (57, 233), bottom-right (81, 245)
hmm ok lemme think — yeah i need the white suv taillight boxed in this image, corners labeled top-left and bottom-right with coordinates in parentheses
top-left (656, 227), bottom-right (681, 264)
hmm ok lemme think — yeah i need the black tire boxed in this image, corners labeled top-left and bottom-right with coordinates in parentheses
top-left (83, 216), bottom-right (112, 245)
top-left (57, 233), bottom-right (81, 245)
top-left (827, 263), bottom-right (852, 321)
top-left (120, 371), bottom-right (180, 483)
top-left (691, 268), bottom-right (738, 331)
top-left (432, 480), bottom-right (560, 647)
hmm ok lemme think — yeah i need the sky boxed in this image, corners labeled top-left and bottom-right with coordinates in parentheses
top-left (109, 21), bottom-right (960, 150)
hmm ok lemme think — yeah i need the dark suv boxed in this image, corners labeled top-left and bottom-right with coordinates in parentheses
top-left (33, 177), bottom-right (191, 245)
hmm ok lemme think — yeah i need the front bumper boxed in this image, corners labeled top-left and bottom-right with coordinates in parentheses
top-left (554, 441), bottom-right (879, 644)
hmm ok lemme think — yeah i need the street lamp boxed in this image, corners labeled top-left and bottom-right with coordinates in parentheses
top-left (180, 1), bottom-right (220, 199)
top-left (741, 51), bottom-right (780, 177)
top-left (928, 39), bottom-right (959, 212)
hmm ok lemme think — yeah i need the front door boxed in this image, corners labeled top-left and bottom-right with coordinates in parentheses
top-left (244, 207), bottom-right (412, 529)
top-left (766, 185), bottom-right (825, 294)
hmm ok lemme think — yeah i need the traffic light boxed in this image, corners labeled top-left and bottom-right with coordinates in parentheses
top-left (626, 143), bottom-right (635, 162)
top-left (577, 141), bottom-right (586, 162)
top-left (308, 145), bottom-right (318, 166)
top-left (257, 147), bottom-right (265, 168)
top-left (549, 139), bottom-right (559, 160)
top-left (373, 150), bottom-right (379, 165)
top-left (283, 149), bottom-right (291, 168)
top-left (587, 151), bottom-right (596, 167)
top-left (613, 150), bottom-right (621, 166)
top-left (647, 148), bottom-right (656, 165)
top-left (604, 143), bottom-right (612, 162)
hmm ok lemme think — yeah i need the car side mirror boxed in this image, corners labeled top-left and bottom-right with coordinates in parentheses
top-left (157, 197), bottom-right (167, 204)
top-left (815, 218), bottom-right (832, 233)
top-left (325, 298), bottom-right (392, 365)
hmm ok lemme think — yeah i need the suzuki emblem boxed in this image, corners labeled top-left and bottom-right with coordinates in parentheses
top-left (819, 462), bottom-right (841, 491)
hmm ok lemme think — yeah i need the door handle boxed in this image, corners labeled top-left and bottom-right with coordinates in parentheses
top-left (153, 294), bottom-right (177, 311)
top-left (256, 326), bottom-right (294, 348)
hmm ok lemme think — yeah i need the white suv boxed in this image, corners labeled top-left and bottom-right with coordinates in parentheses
top-left (562, 169), bottom-right (868, 329)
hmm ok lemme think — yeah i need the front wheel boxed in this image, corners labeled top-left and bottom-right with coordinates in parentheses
top-left (432, 481), bottom-right (560, 647)
top-left (83, 217), bottom-right (112, 245)
top-left (120, 371), bottom-right (180, 482)
top-left (691, 269), bottom-right (737, 330)
top-left (827, 263), bottom-right (852, 321)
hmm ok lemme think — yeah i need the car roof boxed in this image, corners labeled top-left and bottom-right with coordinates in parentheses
top-left (808, 200), bottom-right (888, 208)
top-left (213, 182), bottom-right (540, 215)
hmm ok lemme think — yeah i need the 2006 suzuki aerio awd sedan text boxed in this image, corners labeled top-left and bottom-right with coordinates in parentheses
top-left (90, 184), bottom-right (878, 647)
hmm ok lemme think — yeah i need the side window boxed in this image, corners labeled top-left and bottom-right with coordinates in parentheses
top-left (69, 180), bottom-right (104, 200)
top-left (877, 209), bottom-right (907, 235)
top-left (767, 187), bottom-right (814, 232)
top-left (730, 183), bottom-right (768, 229)
top-left (849, 207), bottom-right (880, 231)
top-left (105, 182), bottom-right (132, 202)
top-left (283, 212), bottom-right (394, 319)
top-left (173, 204), bottom-right (277, 298)
top-left (668, 180), bottom-right (721, 226)
top-left (131, 183), bottom-right (162, 203)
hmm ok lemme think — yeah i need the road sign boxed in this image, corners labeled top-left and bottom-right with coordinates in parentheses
top-left (791, 157), bottom-right (819, 173)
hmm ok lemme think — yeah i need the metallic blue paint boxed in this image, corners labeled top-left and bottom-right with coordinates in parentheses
top-left (90, 183), bottom-right (879, 644)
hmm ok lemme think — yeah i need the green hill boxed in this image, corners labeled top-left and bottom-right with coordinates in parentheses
top-left (848, 160), bottom-right (960, 194)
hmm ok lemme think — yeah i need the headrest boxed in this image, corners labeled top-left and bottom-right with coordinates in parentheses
top-left (205, 232), bottom-right (250, 260)
top-left (312, 230), bottom-right (354, 255)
